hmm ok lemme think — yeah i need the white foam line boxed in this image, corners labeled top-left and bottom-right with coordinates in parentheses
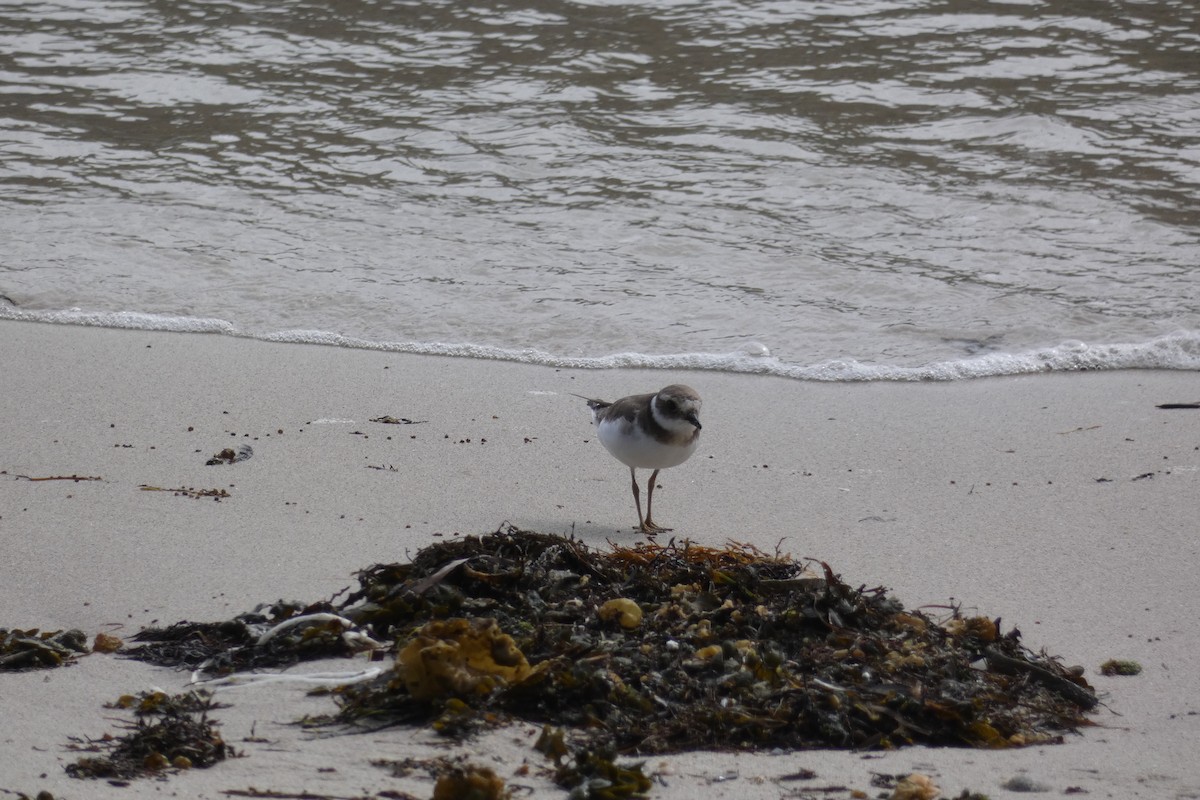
top-left (3, 306), bottom-right (1197, 381)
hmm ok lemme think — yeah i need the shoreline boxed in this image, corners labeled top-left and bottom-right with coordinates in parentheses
top-left (4, 307), bottom-right (1199, 382)
top-left (2, 319), bottom-right (1198, 799)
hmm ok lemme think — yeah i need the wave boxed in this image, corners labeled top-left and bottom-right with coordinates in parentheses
top-left (2, 305), bottom-right (1197, 381)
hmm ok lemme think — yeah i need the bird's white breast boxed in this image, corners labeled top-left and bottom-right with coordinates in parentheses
top-left (596, 416), bottom-right (698, 469)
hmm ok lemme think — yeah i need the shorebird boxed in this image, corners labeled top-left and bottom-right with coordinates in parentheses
top-left (576, 384), bottom-right (702, 534)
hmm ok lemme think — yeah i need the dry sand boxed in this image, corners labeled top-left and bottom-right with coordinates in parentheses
top-left (1, 318), bottom-right (1197, 799)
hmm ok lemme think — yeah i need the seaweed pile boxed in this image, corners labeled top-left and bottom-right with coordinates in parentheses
top-left (128, 526), bottom-right (1096, 755)
top-left (66, 690), bottom-right (232, 780)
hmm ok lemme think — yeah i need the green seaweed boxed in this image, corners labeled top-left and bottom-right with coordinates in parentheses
top-left (1099, 658), bottom-right (1142, 676)
top-left (0, 628), bottom-right (89, 671)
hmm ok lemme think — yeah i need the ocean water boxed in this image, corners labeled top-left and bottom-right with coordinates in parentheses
top-left (1, 0), bottom-right (1198, 380)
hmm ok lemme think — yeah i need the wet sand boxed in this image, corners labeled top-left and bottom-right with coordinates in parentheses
top-left (2, 319), bottom-right (1198, 799)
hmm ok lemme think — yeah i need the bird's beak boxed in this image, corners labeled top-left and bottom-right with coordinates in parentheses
top-left (686, 414), bottom-right (702, 430)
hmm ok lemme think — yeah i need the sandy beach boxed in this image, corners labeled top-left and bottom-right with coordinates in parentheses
top-left (2, 318), bottom-right (1198, 799)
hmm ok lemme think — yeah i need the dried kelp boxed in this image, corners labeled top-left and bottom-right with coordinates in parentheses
top-left (124, 601), bottom-right (370, 675)
top-left (139, 485), bottom-right (232, 500)
top-left (124, 526), bottom-right (1097, 756)
top-left (0, 628), bottom-right (89, 671)
top-left (206, 444), bottom-right (253, 465)
top-left (369, 754), bottom-right (509, 799)
top-left (66, 690), bottom-right (232, 779)
top-left (536, 726), bottom-right (652, 798)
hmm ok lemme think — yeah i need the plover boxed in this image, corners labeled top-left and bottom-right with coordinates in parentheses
top-left (577, 384), bottom-right (702, 534)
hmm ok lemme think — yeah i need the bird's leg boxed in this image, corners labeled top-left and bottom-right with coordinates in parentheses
top-left (629, 467), bottom-right (646, 531)
top-left (642, 469), bottom-right (670, 534)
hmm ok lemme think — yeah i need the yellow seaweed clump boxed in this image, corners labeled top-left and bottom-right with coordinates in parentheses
top-left (598, 598), bottom-right (643, 629)
top-left (93, 632), bottom-right (124, 653)
top-left (397, 618), bottom-right (533, 701)
top-left (941, 616), bottom-right (999, 642)
top-left (891, 772), bottom-right (940, 800)
top-left (432, 764), bottom-right (510, 800)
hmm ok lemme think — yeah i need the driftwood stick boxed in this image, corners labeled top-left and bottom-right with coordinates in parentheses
top-left (15, 474), bottom-right (102, 482)
top-left (984, 646), bottom-right (1098, 709)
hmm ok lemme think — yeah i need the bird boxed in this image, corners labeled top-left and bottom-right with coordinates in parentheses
top-left (575, 384), bottom-right (702, 534)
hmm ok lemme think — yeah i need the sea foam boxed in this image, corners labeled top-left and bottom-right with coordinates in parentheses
top-left (3, 305), bottom-right (1197, 381)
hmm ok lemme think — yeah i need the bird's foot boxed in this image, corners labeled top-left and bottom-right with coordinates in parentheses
top-left (639, 519), bottom-right (671, 535)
